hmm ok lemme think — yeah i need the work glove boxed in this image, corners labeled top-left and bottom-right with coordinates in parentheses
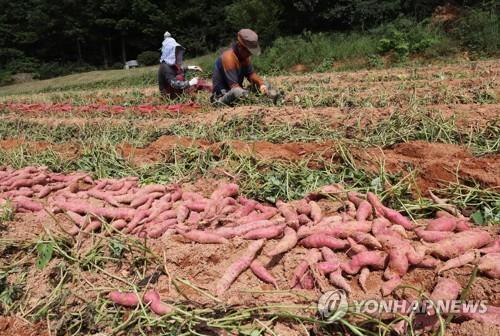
top-left (188, 77), bottom-right (199, 86)
top-left (259, 84), bottom-right (269, 95)
top-left (187, 65), bottom-right (203, 72)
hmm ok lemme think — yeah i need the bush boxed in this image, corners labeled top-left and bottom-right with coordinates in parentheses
top-left (35, 62), bottom-right (96, 80)
top-left (454, 8), bottom-right (499, 55)
top-left (137, 50), bottom-right (159, 66)
top-left (375, 17), bottom-right (452, 61)
top-left (253, 31), bottom-right (377, 74)
top-left (0, 71), bottom-right (13, 86)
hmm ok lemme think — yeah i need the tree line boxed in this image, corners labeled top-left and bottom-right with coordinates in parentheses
top-left (0, 0), bottom-right (494, 74)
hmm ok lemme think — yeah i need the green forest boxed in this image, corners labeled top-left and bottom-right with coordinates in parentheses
top-left (0, 0), bottom-right (498, 83)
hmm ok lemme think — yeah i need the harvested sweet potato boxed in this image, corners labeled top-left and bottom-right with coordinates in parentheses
top-left (216, 239), bottom-right (264, 295)
top-left (267, 227), bottom-right (298, 257)
top-left (143, 289), bottom-right (173, 315)
top-left (108, 291), bottom-right (140, 307)
top-left (300, 234), bottom-right (347, 250)
top-left (250, 259), bottom-right (277, 288)
top-left (429, 229), bottom-right (492, 259)
top-left (341, 251), bottom-right (387, 274)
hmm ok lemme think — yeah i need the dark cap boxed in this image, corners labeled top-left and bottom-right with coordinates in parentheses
top-left (237, 29), bottom-right (261, 56)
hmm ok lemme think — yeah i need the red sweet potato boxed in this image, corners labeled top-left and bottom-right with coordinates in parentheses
top-left (276, 200), bottom-right (299, 229)
top-left (38, 183), bottom-right (66, 198)
top-left (216, 239), bottom-right (265, 295)
top-left (137, 196), bottom-right (156, 211)
top-left (4, 188), bottom-right (34, 198)
top-left (415, 228), bottom-right (454, 242)
top-left (243, 224), bottom-right (286, 240)
top-left (426, 217), bottom-right (459, 232)
top-left (417, 256), bottom-right (440, 268)
top-left (372, 217), bottom-right (391, 236)
top-left (290, 248), bottom-right (322, 288)
top-left (87, 189), bottom-right (121, 207)
top-left (143, 289), bottom-right (173, 315)
top-left (437, 250), bottom-right (480, 274)
top-left (430, 277), bottom-right (461, 301)
top-left (211, 183), bottom-right (239, 200)
top-left (184, 200), bottom-right (207, 212)
top-left (309, 201), bottom-right (322, 224)
top-left (429, 229), bottom-right (492, 259)
top-left (300, 234), bottom-right (347, 250)
top-left (216, 219), bottom-right (283, 238)
top-left (267, 227), bottom-right (298, 257)
top-left (11, 173), bottom-right (48, 189)
top-left (181, 230), bottom-right (228, 244)
top-left (123, 210), bottom-right (149, 233)
top-left (111, 219), bottom-right (128, 230)
top-left (315, 261), bottom-right (339, 274)
top-left (108, 291), bottom-right (140, 307)
top-left (367, 192), bottom-right (385, 216)
top-left (146, 202), bottom-right (173, 222)
top-left (347, 237), bottom-right (368, 255)
top-left (341, 251), bottom-right (387, 274)
top-left (479, 238), bottom-right (500, 254)
top-left (356, 201), bottom-right (373, 221)
top-left (347, 192), bottom-right (363, 207)
top-left (478, 253), bottom-right (500, 279)
top-left (351, 232), bottom-right (381, 249)
top-left (330, 269), bottom-right (352, 293)
top-left (176, 204), bottom-right (190, 224)
top-left (130, 192), bottom-right (163, 208)
top-left (147, 218), bottom-right (177, 238)
top-left (297, 214), bottom-right (311, 225)
top-left (293, 199), bottom-right (311, 215)
top-left (66, 210), bottom-right (91, 228)
top-left (297, 220), bottom-right (372, 239)
top-left (233, 198), bottom-right (257, 217)
top-left (171, 188), bottom-right (182, 202)
top-left (237, 207), bottom-right (278, 224)
top-left (382, 207), bottom-right (415, 230)
top-left (14, 196), bottom-right (43, 212)
top-left (250, 259), bottom-right (277, 288)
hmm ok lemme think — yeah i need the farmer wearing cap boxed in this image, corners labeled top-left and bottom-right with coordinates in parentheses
top-left (211, 29), bottom-right (270, 105)
top-left (158, 31), bottom-right (208, 98)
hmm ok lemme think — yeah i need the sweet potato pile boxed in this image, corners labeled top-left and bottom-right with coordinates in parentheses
top-left (1, 166), bottom-right (499, 326)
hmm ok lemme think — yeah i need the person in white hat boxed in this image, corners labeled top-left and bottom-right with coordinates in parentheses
top-left (158, 31), bottom-right (207, 98)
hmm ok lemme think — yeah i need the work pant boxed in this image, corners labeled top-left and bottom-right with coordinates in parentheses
top-left (212, 82), bottom-right (272, 106)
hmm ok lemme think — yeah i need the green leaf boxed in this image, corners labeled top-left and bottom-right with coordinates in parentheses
top-left (36, 242), bottom-right (53, 269)
top-left (470, 210), bottom-right (484, 225)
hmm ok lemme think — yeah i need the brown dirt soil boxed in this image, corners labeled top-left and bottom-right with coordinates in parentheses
top-left (1, 136), bottom-right (497, 193)
top-left (0, 139), bottom-right (80, 159)
top-left (354, 141), bottom-right (500, 193)
top-left (0, 316), bottom-right (48, 336)
top-left (120, 137), bottom-right (500, 192)
top-left (1, 103), bottom-right (498, 133)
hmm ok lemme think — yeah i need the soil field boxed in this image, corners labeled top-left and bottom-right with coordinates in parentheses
top-left (0, 60), bottom-right (499, 335)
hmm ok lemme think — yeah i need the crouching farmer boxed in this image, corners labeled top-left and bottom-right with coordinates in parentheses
top-left (158, 31), bottom-right (210, 98)
top-left (211, 29), bottom-right (271, 105)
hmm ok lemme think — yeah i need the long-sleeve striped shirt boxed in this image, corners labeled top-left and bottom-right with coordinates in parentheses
top-left (212, 43), bottom-right (264, 95)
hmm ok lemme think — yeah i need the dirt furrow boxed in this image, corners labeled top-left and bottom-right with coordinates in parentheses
top-left (1, 136), bottom-right (498, 194)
